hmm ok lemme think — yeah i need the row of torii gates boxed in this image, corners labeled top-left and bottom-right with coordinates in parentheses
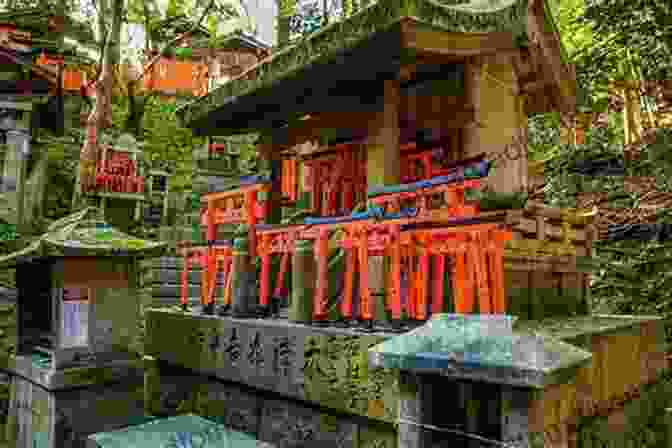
top-left (179, 155), bottom-right (513, 324)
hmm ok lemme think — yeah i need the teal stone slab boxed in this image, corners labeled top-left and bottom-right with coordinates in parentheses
top-left (368, 313), bottom-right (592, 389)
top-left (88, 414), bottom-right (275, 448)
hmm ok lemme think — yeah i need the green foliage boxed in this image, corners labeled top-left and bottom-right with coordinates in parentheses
top-left (578, 0), bottom-right (672, 82)
top-left (535, 119), bottom-right (672, 342)
top-left (166, 0), bottom-right (186, 18)
top-left (140, 96), bottom-right (204, 192)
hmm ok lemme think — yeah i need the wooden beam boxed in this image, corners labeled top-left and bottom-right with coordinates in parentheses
top-left (519, 80), bottom-right (548, 95)
top-left (270, 99), bottom-right (475, 152)
top-left (397, 55), bottom-right (463, 83)
top-left (404, 95), bottom-right (475, 129)
top-left (510, 49), bottom-right (534, 84)
top-left (402, 23), bottom-right (518, 57)
top-left (269, 111), bottom-right (381, 150)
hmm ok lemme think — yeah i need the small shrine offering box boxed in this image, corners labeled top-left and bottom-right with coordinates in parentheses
top-left (0, 208), bottom-right (166, 448)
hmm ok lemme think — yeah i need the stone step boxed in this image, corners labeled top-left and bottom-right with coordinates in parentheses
top-left (152, 283), bottom-right (234, 299)
top-left (146, 297), bottom-right (202, 308)
top-left (153, 269), bottom-right (229, 285)
top-left (157, 227), bottom-right (195, 242)
top-left (151, 257), bottom-right (184, 269)
top-left (152, 285), bottom-right (201, 298)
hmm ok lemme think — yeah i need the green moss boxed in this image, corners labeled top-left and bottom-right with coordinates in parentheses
top-left (358, 423), bottom-right (397, 448)
top-left (302, 334), bottom-right (399, 423)
top-left (574, 376), bottom-right (672, 448)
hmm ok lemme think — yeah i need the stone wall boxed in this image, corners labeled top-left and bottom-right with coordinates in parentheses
top-left (145, 310), bottom-right (401, 425)
top-left (145, 362), bottom-right (397, 448)
top-left (0, 292), bottom-right (16, 442)
top-left (573, 374), bottom-right (672, 448)
top-left (524, 373), bottom-right (672, 448)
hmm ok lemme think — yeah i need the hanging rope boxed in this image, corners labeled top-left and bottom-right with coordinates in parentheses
top-left (397, 418), bottom-right (522, 448)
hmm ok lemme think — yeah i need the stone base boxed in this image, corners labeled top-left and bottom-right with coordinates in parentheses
top-left (7, 354), bottom-right (143, 390)
top-left (6, 372), bottom-right (144, 448)
top-left (146, 366), bottom-right (393, 448)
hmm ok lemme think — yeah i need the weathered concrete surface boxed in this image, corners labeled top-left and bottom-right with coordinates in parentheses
top-left (6, 374), bottom-right (144, 448)
top-left (145, 309), bottom-right (670, 448)
top-left (145, 309), bottom-right (399, 424)
top-left (145, 366), bottom-right (396, 448)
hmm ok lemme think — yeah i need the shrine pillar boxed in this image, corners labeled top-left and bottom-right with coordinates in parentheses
top-left (366, 79), bottom-right (401, 323)
top-left (258, 143), bottom-right (283, 225)
top-left (258, 143), bottom-right (283, 315)
top-left (4, 130), bottom-right (29, 232)
top-left (464, 56), bottom-right (528, 193)
top-left (462, 58), bottom-right (483, 163)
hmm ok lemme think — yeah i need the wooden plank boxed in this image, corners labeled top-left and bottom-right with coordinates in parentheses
top-left (504, 257), bottom-right (579, 273)
top-left (504, 269), bottom-right (530, 319)
top-left (513, 217), bottom-right (587, 242)
top-left (525, 201), bottom-right (597, 226)
top-left (203, 183), bottom-right (270, 202)
top-left (505, 239), bottom-right (576, 256)
top-left (256, 210), bottom-right (511, 236)
top-left (271, 101), bottom-right (474, 151)
top-left (92, 192), bottom-right (146, 201)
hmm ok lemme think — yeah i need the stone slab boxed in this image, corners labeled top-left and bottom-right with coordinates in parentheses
top-left (7, 373), bottom-right (145, 448)
top-left (259, 399), bottom-right (357, 448)
top-left (150, 257), bottom-right (184, 269)
top-left (6, 354), bottom-right (143, 391)
top-left (368, 314), bottom-right (593, 389)
top-left (145, 309), bottom-right (400, 423)
top-left (145, 368), bottom-right (394, 448)
top-left (154, 269), bottom-right (220, 285)
top-left (152, 285), bottom-right (202, 298)
top-left (87, 414), bottom-right (275, 448)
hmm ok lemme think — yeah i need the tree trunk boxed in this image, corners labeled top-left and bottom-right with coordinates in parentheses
top-left (75, 0), bottom-right (125, 205)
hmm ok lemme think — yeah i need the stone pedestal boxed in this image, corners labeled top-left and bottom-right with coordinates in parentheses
top-left (368, 314), bottom-right (594, 448)
top-left (290, 239), bottom-right (315, 323)
top-left (5, 355), bottom-right (145, 448)
top-left (231, 235), bottom-right (257, 317)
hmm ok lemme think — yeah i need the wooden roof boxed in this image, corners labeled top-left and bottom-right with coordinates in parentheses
top-left (177, 0), bottom-right (576, 136)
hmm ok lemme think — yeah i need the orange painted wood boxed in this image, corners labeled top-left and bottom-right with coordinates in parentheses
top-left (453, 242), bottom-right (471, 313)
top-left (245, 189), bottom-right (258, 258)
top-left (417, 250), bottom-right (429, 320)
top-left (488, 242), bottom-right (505, 313)
top-left (203, 183), bottom-right (270, 202)
top-left (402, 247), bottom-right (414, 319)
top-left (260, 253), bottom-right (271, 306)
top-left (408, 256), bottom-right (419, 319)
top-left (205, 247), bottom-right (215, 305)
top-left (181, 256), bottom-right (190, 306)
top-left (314, 228), bottom-right (330, 321)
top-left (389, 224), bottom-right (403, 320)
top-left (221, 256), bottom-right (232, 305)
top-left (341, 248), bottom-right (356, 319)
top-left (469, 234), bottom-right (492, 314)
top-left (432, 254), bottom-right (445, 314)
top-left (222, 254), bottom-right (234, 306)
top-left (358, 227), bottom-right (373, 320)
top-left (207, 202), bottom-right (216, 241)
top-left (274, 252), bottom-right (291, 298)
top-left (200, 263), bottom-right (209, 306)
